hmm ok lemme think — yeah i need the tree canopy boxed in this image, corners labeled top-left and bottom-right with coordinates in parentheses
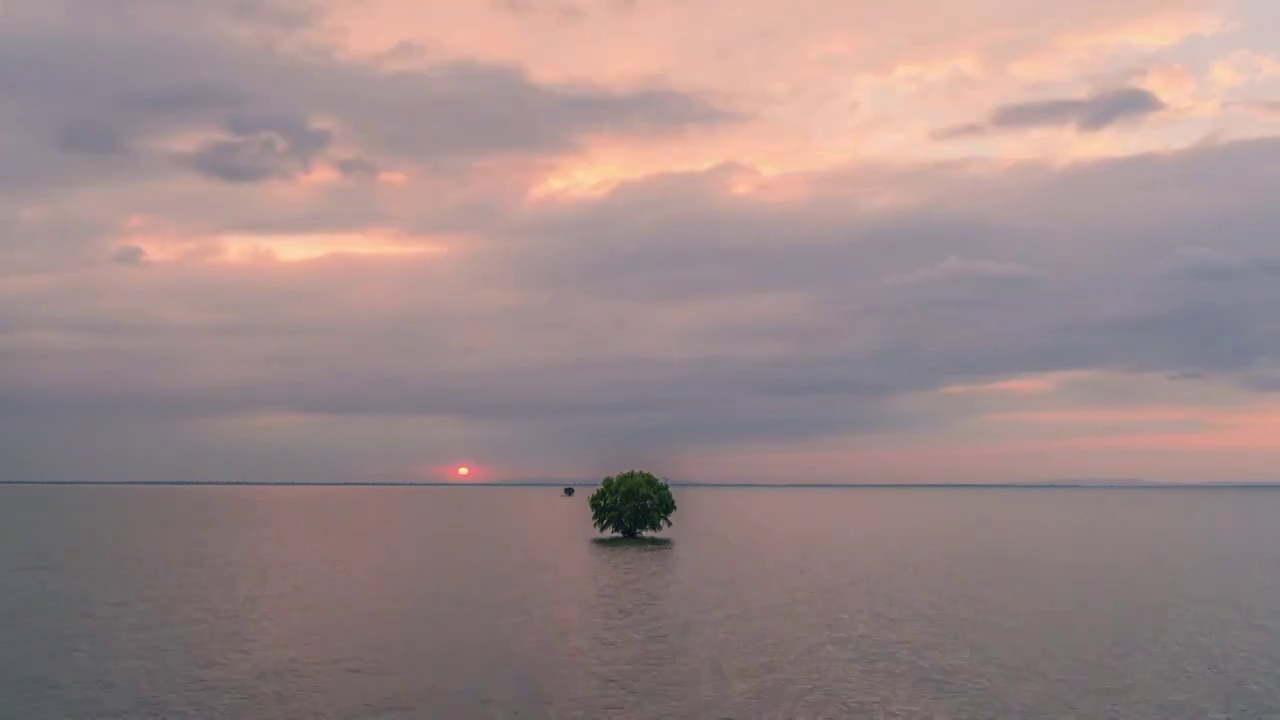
top-left (588, 470), bottom-right (677, 538)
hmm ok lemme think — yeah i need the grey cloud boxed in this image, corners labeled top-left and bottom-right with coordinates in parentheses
top-left (509, 164), bottom-right (1021, 306)
top-left (993, 88), bottom-right (1165, 130)
top-left (184, 112), bottom-right (332, 183)
top-left (930, 122), bottom-right (987, 140)
top-left (115, 82), bottom-right (249, 115)
top-left (884, 256), bottom-right (1042, 287)
top-left (110, 244), bottom-right (149, 266)
top-left (492, 0), bottom-right (642, 20)
top-left (30, 141), bottom-right (1280, 364)
top-left (935, 87), bottom-right (1166, 139)
top-left (57, 119), bottom-right (129, 156)
top-left (224, 112), bottom-right (333, 156)
top-left (337, 62), bottom-right (738, 160)
top-left (1164, 247), bottom-right (1252, 280)
top-left (34, 0), bottom-right (322, 31)
top-left (878, 257), bottom-right (1046, 313)
top-left (222, 0), bottom-right (320, 27)
top-left (375, 40), bottom-right (434, 66)
top-left (492, 0), bottom-right (586, 21)
top-left (504, 137), bottom-right (1280, 385)
top-left (1080, 302), bottom-right (1280, 376)
top-left (336, 157), bottom-right (381, 178)
top-left (186, 139), bottom-right (293, 183)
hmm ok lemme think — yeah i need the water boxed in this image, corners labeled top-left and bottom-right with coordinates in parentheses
top-left (2, 486), bottom-right (1279, 719)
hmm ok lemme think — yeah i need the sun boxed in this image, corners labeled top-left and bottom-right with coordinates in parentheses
top-left (456, 466), bottom-right (471, 477)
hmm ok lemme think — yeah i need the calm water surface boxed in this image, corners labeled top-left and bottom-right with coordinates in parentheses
top-left (2, 486), bottom-right (1279, 719)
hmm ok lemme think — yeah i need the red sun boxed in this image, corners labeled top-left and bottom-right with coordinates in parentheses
top-left (456, 466), bottom-right (471, 477)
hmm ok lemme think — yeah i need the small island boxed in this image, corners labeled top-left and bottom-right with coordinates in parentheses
top-left (563, 486), bottom-right (575, 497)
top-left (588, 470), bottom-right (677, 538)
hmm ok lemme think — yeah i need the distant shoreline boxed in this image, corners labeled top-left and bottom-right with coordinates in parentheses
top-left (2, 481), bottom-right (1278, 489)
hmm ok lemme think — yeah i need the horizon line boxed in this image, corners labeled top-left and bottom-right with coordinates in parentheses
top-left (2, 480), bottom-right (1279, 489)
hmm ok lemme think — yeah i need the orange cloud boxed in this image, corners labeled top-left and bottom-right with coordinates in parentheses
top-left (216, 229), bottom-right (449, 262)
top-left (116, 217), bottom-right (453, 264)
top-left (1056, 8), bottom-right (1227, 51)
top-left (977, 400), bottom-right (1280, 450)
top-left (1211, 50), bottom-right (1280, 90)
top-left (987, 407), bottom-right (1204, 424)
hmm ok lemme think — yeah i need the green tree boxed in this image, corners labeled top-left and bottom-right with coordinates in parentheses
top-left (588, 470), bottom-right (677, 538)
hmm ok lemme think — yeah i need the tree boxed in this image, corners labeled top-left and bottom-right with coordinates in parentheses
top-left (563, 486), bottom-right (575, 497)
top-left (588, 470), bottom-right (677, 538)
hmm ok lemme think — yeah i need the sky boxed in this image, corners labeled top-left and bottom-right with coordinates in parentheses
top-left (3, 0), bottom-right (1280, 484)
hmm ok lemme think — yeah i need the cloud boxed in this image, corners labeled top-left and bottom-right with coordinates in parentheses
top-left (22, 0), bottom-right (324, 31)
top-left (7, 137), bottom-right (1280, 474)
top-left (110, 244), bottom-right (150, 266)
top-left (336, 157), bottom-right (382, 178)
top-left (56, 120), bottom-right (130, 156)
top-left (995, 87), bottom-right (1167, 130)
top-left (0, 0), bottom-right (737, 194)
top-left (930, 123), bottom-right (987, 140)
top-left (183, 112), bottom-right (333, 183)
top-left (491, 0), bottom-right (641, 20)
top-left (934, 87), bottom-right (1166, 139)
top-left (4, 145), bottom-right (1280, 480)
top-left (3, 0), bottom-right (1280, 483)
top-left (1211, 50), bottom-right (1280, 90)
top-left (1164, 247), bottom-right (1248, 280)
top-left (492, 0), bottom-right (586, 21)
top-left (339, 62), bottom-right (738, 160)
top-left (884, 256), bottom-right (1042, 287)
top-left (1231, 100), bottom-right (1280, 119)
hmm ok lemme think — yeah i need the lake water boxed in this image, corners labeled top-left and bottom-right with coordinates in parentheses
top-left (2, 485), bottom-right (1279, 719)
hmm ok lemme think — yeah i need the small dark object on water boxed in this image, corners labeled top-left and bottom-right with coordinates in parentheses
top-left (563, 487), bottom-right (575, 497)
